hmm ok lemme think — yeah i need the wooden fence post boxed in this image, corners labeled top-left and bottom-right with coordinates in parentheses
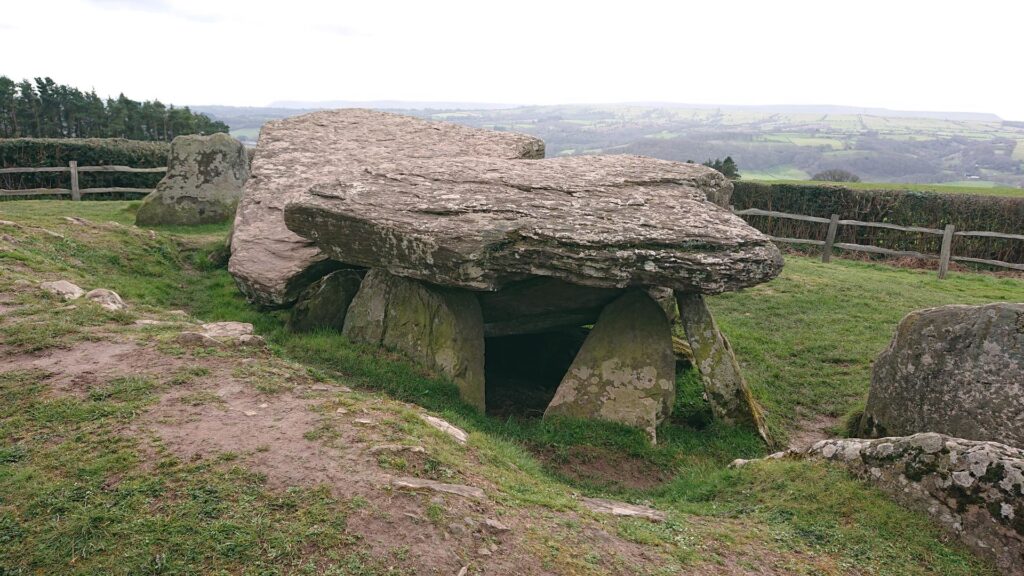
top-left (822, 214), bottom-right (839, 263)
top-left (938, 224), bottom-right (955, 279)
top-left (69, 161), bottom-right (80, 201)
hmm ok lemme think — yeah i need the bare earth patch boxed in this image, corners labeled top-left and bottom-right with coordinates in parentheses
top-left (0, 340), bottom-right (192, 398)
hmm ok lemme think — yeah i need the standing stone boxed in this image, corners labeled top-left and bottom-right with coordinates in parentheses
top-left (136, 133), bottom-right (249, 226)
top-left (343, 270), bottom-right (486, 410)
top-left (545, 291), bottom-right (675, 443)
top-left (860, 303), bottom-right (1024, 447)
top-left (676, 292), bottom-right (770, 443)
top-left (286, 269), bottom-right (364, 333)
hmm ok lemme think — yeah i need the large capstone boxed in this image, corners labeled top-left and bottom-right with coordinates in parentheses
top-left (284, 155), bottom-right (782, 294)
top-left (228, 109), bottom-right (544, 307)
top-left (860, 303), bottom-right (1024, 447)
top-left (545, 290), bottom-right (676, 442)
top-left (342, 269), bottom-right (486, 410)
top-left (136, 133), bottom-right (249, 226)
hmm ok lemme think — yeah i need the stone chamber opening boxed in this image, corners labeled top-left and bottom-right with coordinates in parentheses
top-left (483, 328), bottom-right (589, 418)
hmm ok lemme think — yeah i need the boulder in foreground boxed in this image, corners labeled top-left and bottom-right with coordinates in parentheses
top-left (860, 303), bottom-right (1024, 448)
top-left (797, 434), bottom-right (1024, 575)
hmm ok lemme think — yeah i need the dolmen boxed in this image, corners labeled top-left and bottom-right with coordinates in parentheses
top-left (228, 109), bottom-right (783, 443)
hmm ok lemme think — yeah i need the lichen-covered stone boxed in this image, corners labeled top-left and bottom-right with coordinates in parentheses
top-left (545, 290), bottom-right (675, 443)
top-left (676, 292), bottom-right (770, 443)
top-left (861, 303), bottom-right (1024, 447)
top-left (286, 269), bottom-right (364, 333)
top-left (795, 434), bottom-right (1024, 575)
top-left (285, 155), bottom-right (782, 294)
top-left (342, 270), bottom-right (485, 410)
top-left (228, 109), bottom-right (544, 307)
top-left (136, 133), bottom-right (249, 226)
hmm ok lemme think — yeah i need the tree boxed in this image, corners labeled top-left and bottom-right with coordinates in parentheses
top-left (703, 156), bottom-right (740, 179)
top-left (0, 75), bottom-right (228, 140)
top-left (812, 168), bottom-right (861, 182)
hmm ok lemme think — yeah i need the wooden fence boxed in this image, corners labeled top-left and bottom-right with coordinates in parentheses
top-left (732, 207), bottom-right (1024, 277)
top-left (0, 161), bottom-right (166, 200)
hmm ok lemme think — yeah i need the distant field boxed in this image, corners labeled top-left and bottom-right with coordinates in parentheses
top-left (749, 179), bottom-right (1024, 198)
top-left (229, 127), bottom-right (260, 141)
top-left (740, 166), bottom-right (811, 180)
top-left (1013, 140), bottom-right (1024, 162)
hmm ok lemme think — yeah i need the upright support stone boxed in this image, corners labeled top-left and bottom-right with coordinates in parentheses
top-left (676, 292), bottom-right (771, 444)
top-left (343, 270), bottom-right (486, 411)
top-left (545, 290), bottom-right (675, 443)
top-left (287, 269), bottom-right (364, 333)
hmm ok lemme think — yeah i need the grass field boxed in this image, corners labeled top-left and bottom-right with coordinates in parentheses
top-left (2, 200), bottom-right (1021, 574)
top-left (749, 178), bottom-right (1024, 197)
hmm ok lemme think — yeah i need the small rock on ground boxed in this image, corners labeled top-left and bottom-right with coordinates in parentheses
top-left (85, 288), bottom-right (127, 311)
top-left (580, 497), bottom-right (666, 522)
top-left (420, 414), bottom-right (468, 444)
top-left (392, 477), bottom-right (486, 500)
top-left (40, 280), bottom-right (85, 300)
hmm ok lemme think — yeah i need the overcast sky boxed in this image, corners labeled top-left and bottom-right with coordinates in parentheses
top-left (2, 0), bottom-right (1022, 119)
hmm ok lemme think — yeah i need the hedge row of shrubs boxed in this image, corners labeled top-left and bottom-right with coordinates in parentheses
top-left (731, 181), bottom-right (1024, 265)
top-left (0, 138), bottom-right (169, 192)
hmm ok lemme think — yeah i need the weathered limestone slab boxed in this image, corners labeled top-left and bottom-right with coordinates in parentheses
top-left (796, 434), bottom-right (1024, 575)
top-left (676, 292), bottom-right (770, 443)
top-left (136, 133), bottom-right (249, 226)
top-left (860, 303), bottom-right (1024, 447)
top-left (545, 291), bottom-right (675, 442)
top-left (343, 270), bottom-right (486, 410)
top-left (228, 109), bottom-right (544, 307)
top-left (286, 269), bottom-right (364, 332)
top-left (285, 155), bottom-right (782, 295)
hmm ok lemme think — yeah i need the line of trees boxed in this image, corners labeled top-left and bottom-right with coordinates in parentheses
top-left (0, 76), bottom-right (229, 141)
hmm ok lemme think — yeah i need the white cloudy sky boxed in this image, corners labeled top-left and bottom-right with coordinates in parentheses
top-left (2, 0), bottom-right (1022, 119)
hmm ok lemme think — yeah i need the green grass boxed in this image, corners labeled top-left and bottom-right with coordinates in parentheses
top-left (1, 200), bottom-right (1012, 574)
top-left (752, 178), bottom-right (1024, 197)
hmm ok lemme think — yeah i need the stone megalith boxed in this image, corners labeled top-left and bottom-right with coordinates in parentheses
top-left (545, 291), bottom-right (676, 443)
top-left (233, 109), bottom-right (782, 440)
top-left (136, 133), bottom-right (249, 226)
top-left (860, 303), bottom-right (1024, 447)
top-left (228, 109), bottom-right (545, 307)
top-left (343, 269), bottom-right (486, 411)
top-left (284, 155), bottom-right (782, 294)
top-left (676, 292), bottom-right (770, 443)
top-left (286, 269), bottom-right (364, 333)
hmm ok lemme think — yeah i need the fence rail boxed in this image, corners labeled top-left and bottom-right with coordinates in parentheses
top-left (0, 161), bottom-right (166, 200)
top-left (732, 207), bottom-right (1024, 276)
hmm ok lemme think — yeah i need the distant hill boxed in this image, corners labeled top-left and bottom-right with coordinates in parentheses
top-left (191, 103), bottom-right (1024, 188)
top-left (267, 100), bottom-right (521, 111)
top-left (262, 101), bottom-right (1002, 123)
